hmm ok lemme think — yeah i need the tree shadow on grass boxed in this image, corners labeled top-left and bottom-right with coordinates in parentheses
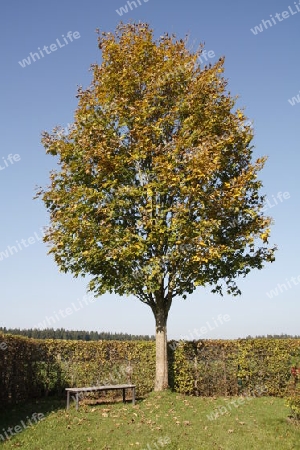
top-left (0, 391), bottom-right (146, 437)
top-left (0, 396), bottom-right (65, 435)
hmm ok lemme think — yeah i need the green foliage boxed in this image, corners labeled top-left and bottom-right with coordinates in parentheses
top-left (286, 382), bottom-right (300, 420)
top-left (37, 22), bottom-right (276, 305)
top-left (291, 355), bottom-right (300, 367)
top-left (172, 342), bottom-right (195, 395)
top-left (2, 333), bottom-right (299, 409)
top-left (37, 21), bottom-right (276, 391)
top-left (171, 339), bottom-right (298, 397)
top-left (245, 334), bottom-right (300, 339)
top-left (0, 333), bottom-right (155, 407)
top-left (234, 339), bottom-right (292, 396)
top-left (172, 340), bottom-right (238, 396)
top-left (285, 352), bottom-right (300, 420)
top-left (0, 326), bottom-right (154, 341)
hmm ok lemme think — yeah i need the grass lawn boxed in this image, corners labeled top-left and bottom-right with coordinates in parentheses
top-left (0, 391), bottom-right (299, 449)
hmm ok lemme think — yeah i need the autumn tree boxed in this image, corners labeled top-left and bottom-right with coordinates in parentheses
top-left (38, 22), bottom-right (276, 391)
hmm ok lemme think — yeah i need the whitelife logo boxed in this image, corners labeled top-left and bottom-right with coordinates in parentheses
top-left (250, 2), bottom-right (300, 35)
top-left (169, 314), bottom-right (230, 351)
top-left (266, 274), bottom-right (300, 298)
top-left (18, 31), bottom-right (80, 68)
top-left (0, 342), bottom-right (7, 351)
top-left (261, 191), bottom-right (290, 212)
top-left (288, 90), bottom-right (300, 106)
top-left (34, 294), bottom-right (97, 329)
top-left (206, 385), bottom-right (268, 421)
top-left (116, 0), bottom-right (150, 16)
top-left (0, 413), bottom-right (44, 442)
top-left (0, 154), bottom-right (21, 172)
top-left (0, 228), bottom-right (44, 262)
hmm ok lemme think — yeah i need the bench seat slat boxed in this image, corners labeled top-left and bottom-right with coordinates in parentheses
top-left (65, 384), bottom-right (136, 409)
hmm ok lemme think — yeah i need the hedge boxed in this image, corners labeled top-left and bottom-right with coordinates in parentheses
top-left (0, 333), bottom-right (299, 408)
top-left (170, 339), bottom-right (300, 397)
top-left (0, 334), bottom-right (155, 406)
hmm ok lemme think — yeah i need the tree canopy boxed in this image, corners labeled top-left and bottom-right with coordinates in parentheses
top-left (38, 22), bottom-right (276, 389)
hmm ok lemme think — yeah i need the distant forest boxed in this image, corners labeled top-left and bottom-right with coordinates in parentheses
top-left (0, 327), bottom-right (155, 341)
top-left (0, 327), bottom-right (299, 341)
top-left (244, 334), bottom-right (300, 339)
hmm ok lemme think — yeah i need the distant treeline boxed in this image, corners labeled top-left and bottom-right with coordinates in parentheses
top-left (244, 334), bottom-right (300, 339)
top-left (0, 327), bottom-right (155, 341)
top-left (1, 327), bottom-right (298, 341)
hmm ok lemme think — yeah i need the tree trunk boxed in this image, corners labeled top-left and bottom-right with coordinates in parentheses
top-left (154, 308), bottom-right (168, 391)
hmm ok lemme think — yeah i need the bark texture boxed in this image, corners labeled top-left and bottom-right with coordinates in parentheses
top-left (154, 307), bottom-right (169, 391)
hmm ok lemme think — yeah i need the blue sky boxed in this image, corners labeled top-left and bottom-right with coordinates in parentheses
top-left (0, 0), bottom-right (299, 339)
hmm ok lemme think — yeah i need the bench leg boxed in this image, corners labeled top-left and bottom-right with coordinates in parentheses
top-left (132, 387), bottom-right (135, 405)
top-left (122, 388), bottom-right (126, 403)
top-left (67, 391), bottom-right (70, 410)
top-left (76, 393), bottom-right (79, 410)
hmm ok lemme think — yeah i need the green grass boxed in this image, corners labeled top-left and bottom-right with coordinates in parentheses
top-left (0, 391), bottom-right (299, 449)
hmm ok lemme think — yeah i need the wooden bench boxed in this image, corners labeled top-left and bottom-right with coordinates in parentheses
top-left (65, 384), bottom-right (136, 410)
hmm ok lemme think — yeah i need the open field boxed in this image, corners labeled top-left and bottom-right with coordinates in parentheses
top-left (0, 391), bottom-right (299, 450)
